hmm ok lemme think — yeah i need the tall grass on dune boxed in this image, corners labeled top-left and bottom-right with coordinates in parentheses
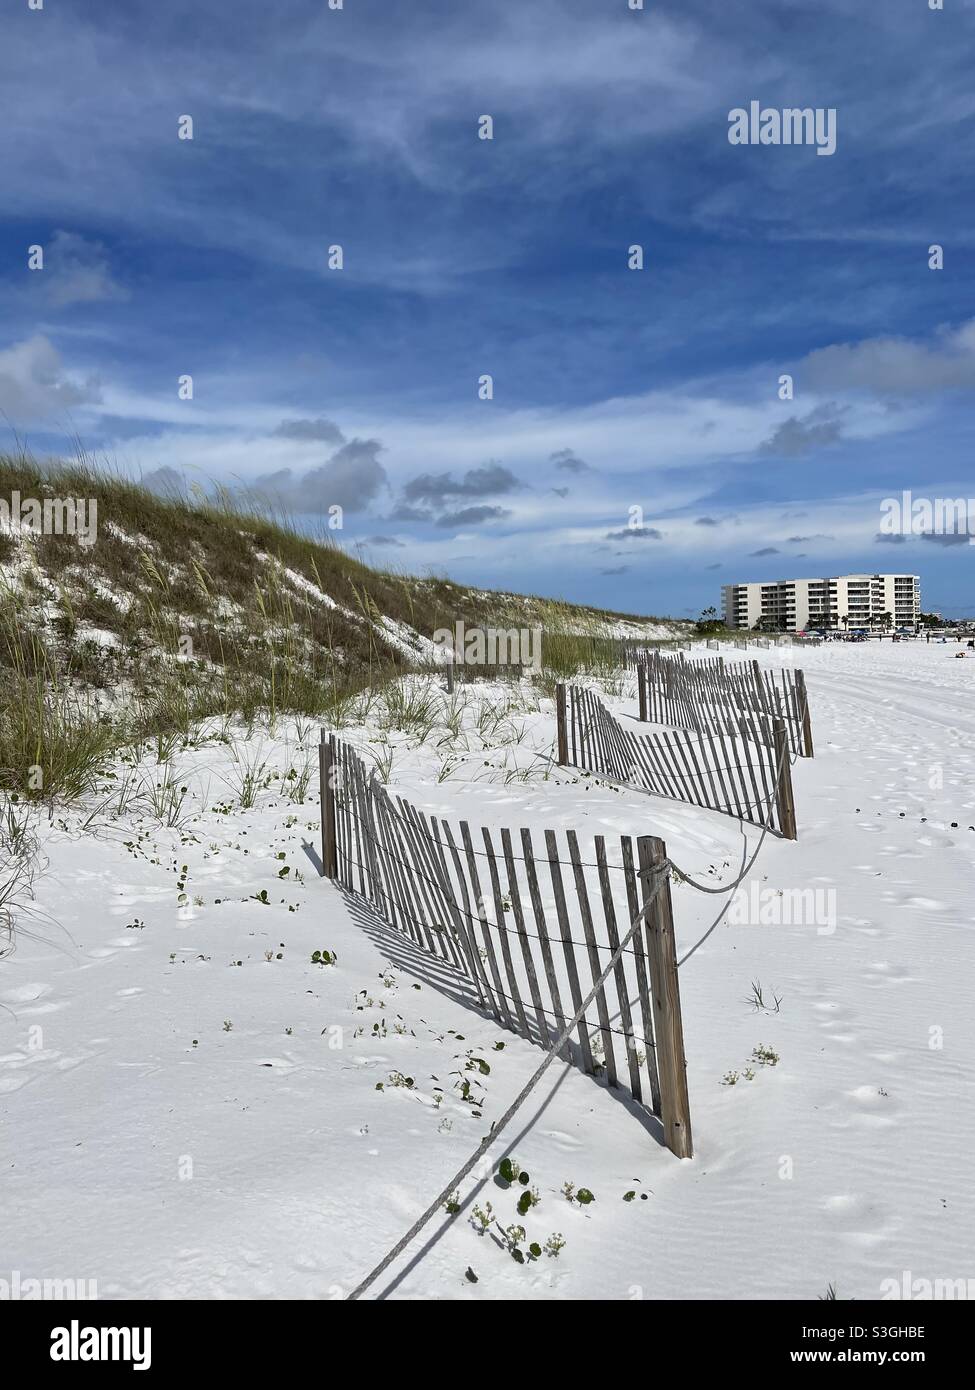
top-left (0, 798), bottom-right (40, 961)
top-left (0, 450), bottom-right (686, 803)
top-left (0, 592), bottom-right (117, 801)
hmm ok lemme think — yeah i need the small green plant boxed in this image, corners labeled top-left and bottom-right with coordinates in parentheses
top-left (562, 1181), bottom-right (594, 1206)
top-left (311, 948), bottom-right (337, 966)
top-left (222, 1020), bottom-right (233, 1032)
top-left (746, 979), bottom-right (783, 1014)
top-left (502, 1224), bottom-right (528, 1262)
top-left (517, 1186), bottom-right (540, 1216)
top-left (750, 1044), bottom-right (780, 1067)
top-left (471, 1202), bottom-right (494, 1232)
top-left (444, 1190), bottom-right (461, 1216)
top-left (497, 1157), bottom-right (523, 1186)
top-left (385, 1070), bottom-right (414, 1089)
top-left (721, 1070), bottom-right (740, 1086)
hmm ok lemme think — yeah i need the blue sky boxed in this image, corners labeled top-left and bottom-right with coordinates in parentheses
top-left (2, 0), bottom-right (975, 617)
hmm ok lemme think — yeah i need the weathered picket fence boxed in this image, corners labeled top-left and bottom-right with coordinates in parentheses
top-left (557, 684), bottom-right (797, 838)
top-left (319, 735), bottom-right (693, 1157)
top-left (637, 651), bottom-right (813, 759)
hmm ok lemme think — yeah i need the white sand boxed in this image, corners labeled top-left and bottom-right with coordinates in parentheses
top-left (1, 640), bottom-right (972, 1300)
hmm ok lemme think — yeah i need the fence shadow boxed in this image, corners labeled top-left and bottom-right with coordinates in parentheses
top-left (343, 890), bottom-right (489, 1018)
top-left (321, 734), bottom-right (693, 1159)
top-left (559, 682), bottom-right (797, 838)
top-left (301, 838), bottom-right (323, 876)
top-left (342, 886), bottom-right (666, 1146)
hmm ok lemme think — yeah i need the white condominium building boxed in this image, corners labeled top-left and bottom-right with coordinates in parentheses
top-left (722, 574), bottom-right (921, 633)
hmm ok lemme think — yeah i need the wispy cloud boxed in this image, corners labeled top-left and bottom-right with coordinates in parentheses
top-left (4, 0), bottom-right (975, 615)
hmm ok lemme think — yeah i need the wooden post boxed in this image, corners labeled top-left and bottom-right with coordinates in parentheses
top-left (637, 661), bottom-right (647, 723)
top-left (444, 656), bottom-right (454, 694)
top-left (319, 731), bottom-right (338, 879)
top-left (555, 682), bottom-right (568, 766)
top-left (637, 837), bottom-right (693, 1159)
top-left (795, 669), bottom-right (814, 758)
top-left (772, 717), bottom-right (797, 840)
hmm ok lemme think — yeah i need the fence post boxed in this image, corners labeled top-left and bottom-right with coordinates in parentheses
top-left (555, 682), bottom-right (568, 766)
top-left (319, 731), bottom-right (338, 879)
top-left (637, 837), bottom-right (692, 1159)
top-left (444, 656), bottom-right (454, 694)
top-left (795, 670), bottom-right (814, 757)
top-left (638, 661), bottom-right (647, 723)
top-left (772, 718), bottom-right (797, 840)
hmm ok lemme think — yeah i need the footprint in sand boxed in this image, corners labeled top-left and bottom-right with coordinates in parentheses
top-left (811, 1003), bottom-right (859, 1043)
top-left (821, 1193), bottom-right (893, 1247)
top-left (542, 1130), bottom-right (583, 1151)
top-left (0, 1046), bottom-right (82, 1092)
top-left (917, 833), bottom-right (954, 851)
top-left (812, 1001), bottom-right (855, 1023)
top-left (842, 917), bottom-right (882, 937)
top-left (843, 1084), bottom-right (900, 1127)
top-left (863, 962), bottom-right (915, 987)
top-left (352, 1054), bottom-right (391, 1071)
top-left (0, 982), bottom-right (52, 1004)
top-left (0, 983), bottom-right (65, 1018)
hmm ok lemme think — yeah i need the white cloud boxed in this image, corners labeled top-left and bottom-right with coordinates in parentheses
top-left (41, 230), bottom-right (129, 309)
top-left (802, 319), bottom-right (975, 395)
top-left (0, 334), bottom-right (101, 424)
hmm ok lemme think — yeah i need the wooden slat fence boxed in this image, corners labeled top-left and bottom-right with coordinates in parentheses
top-left (637, 651), bottom-right (813, 759)
top-left (319, 734), bottom-right (693, 1157)
top-left (557, 684), bottom-right (797, 839)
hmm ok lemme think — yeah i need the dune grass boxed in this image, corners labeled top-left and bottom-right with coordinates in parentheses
top-left (0, 453), bottom-right (685, 802)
